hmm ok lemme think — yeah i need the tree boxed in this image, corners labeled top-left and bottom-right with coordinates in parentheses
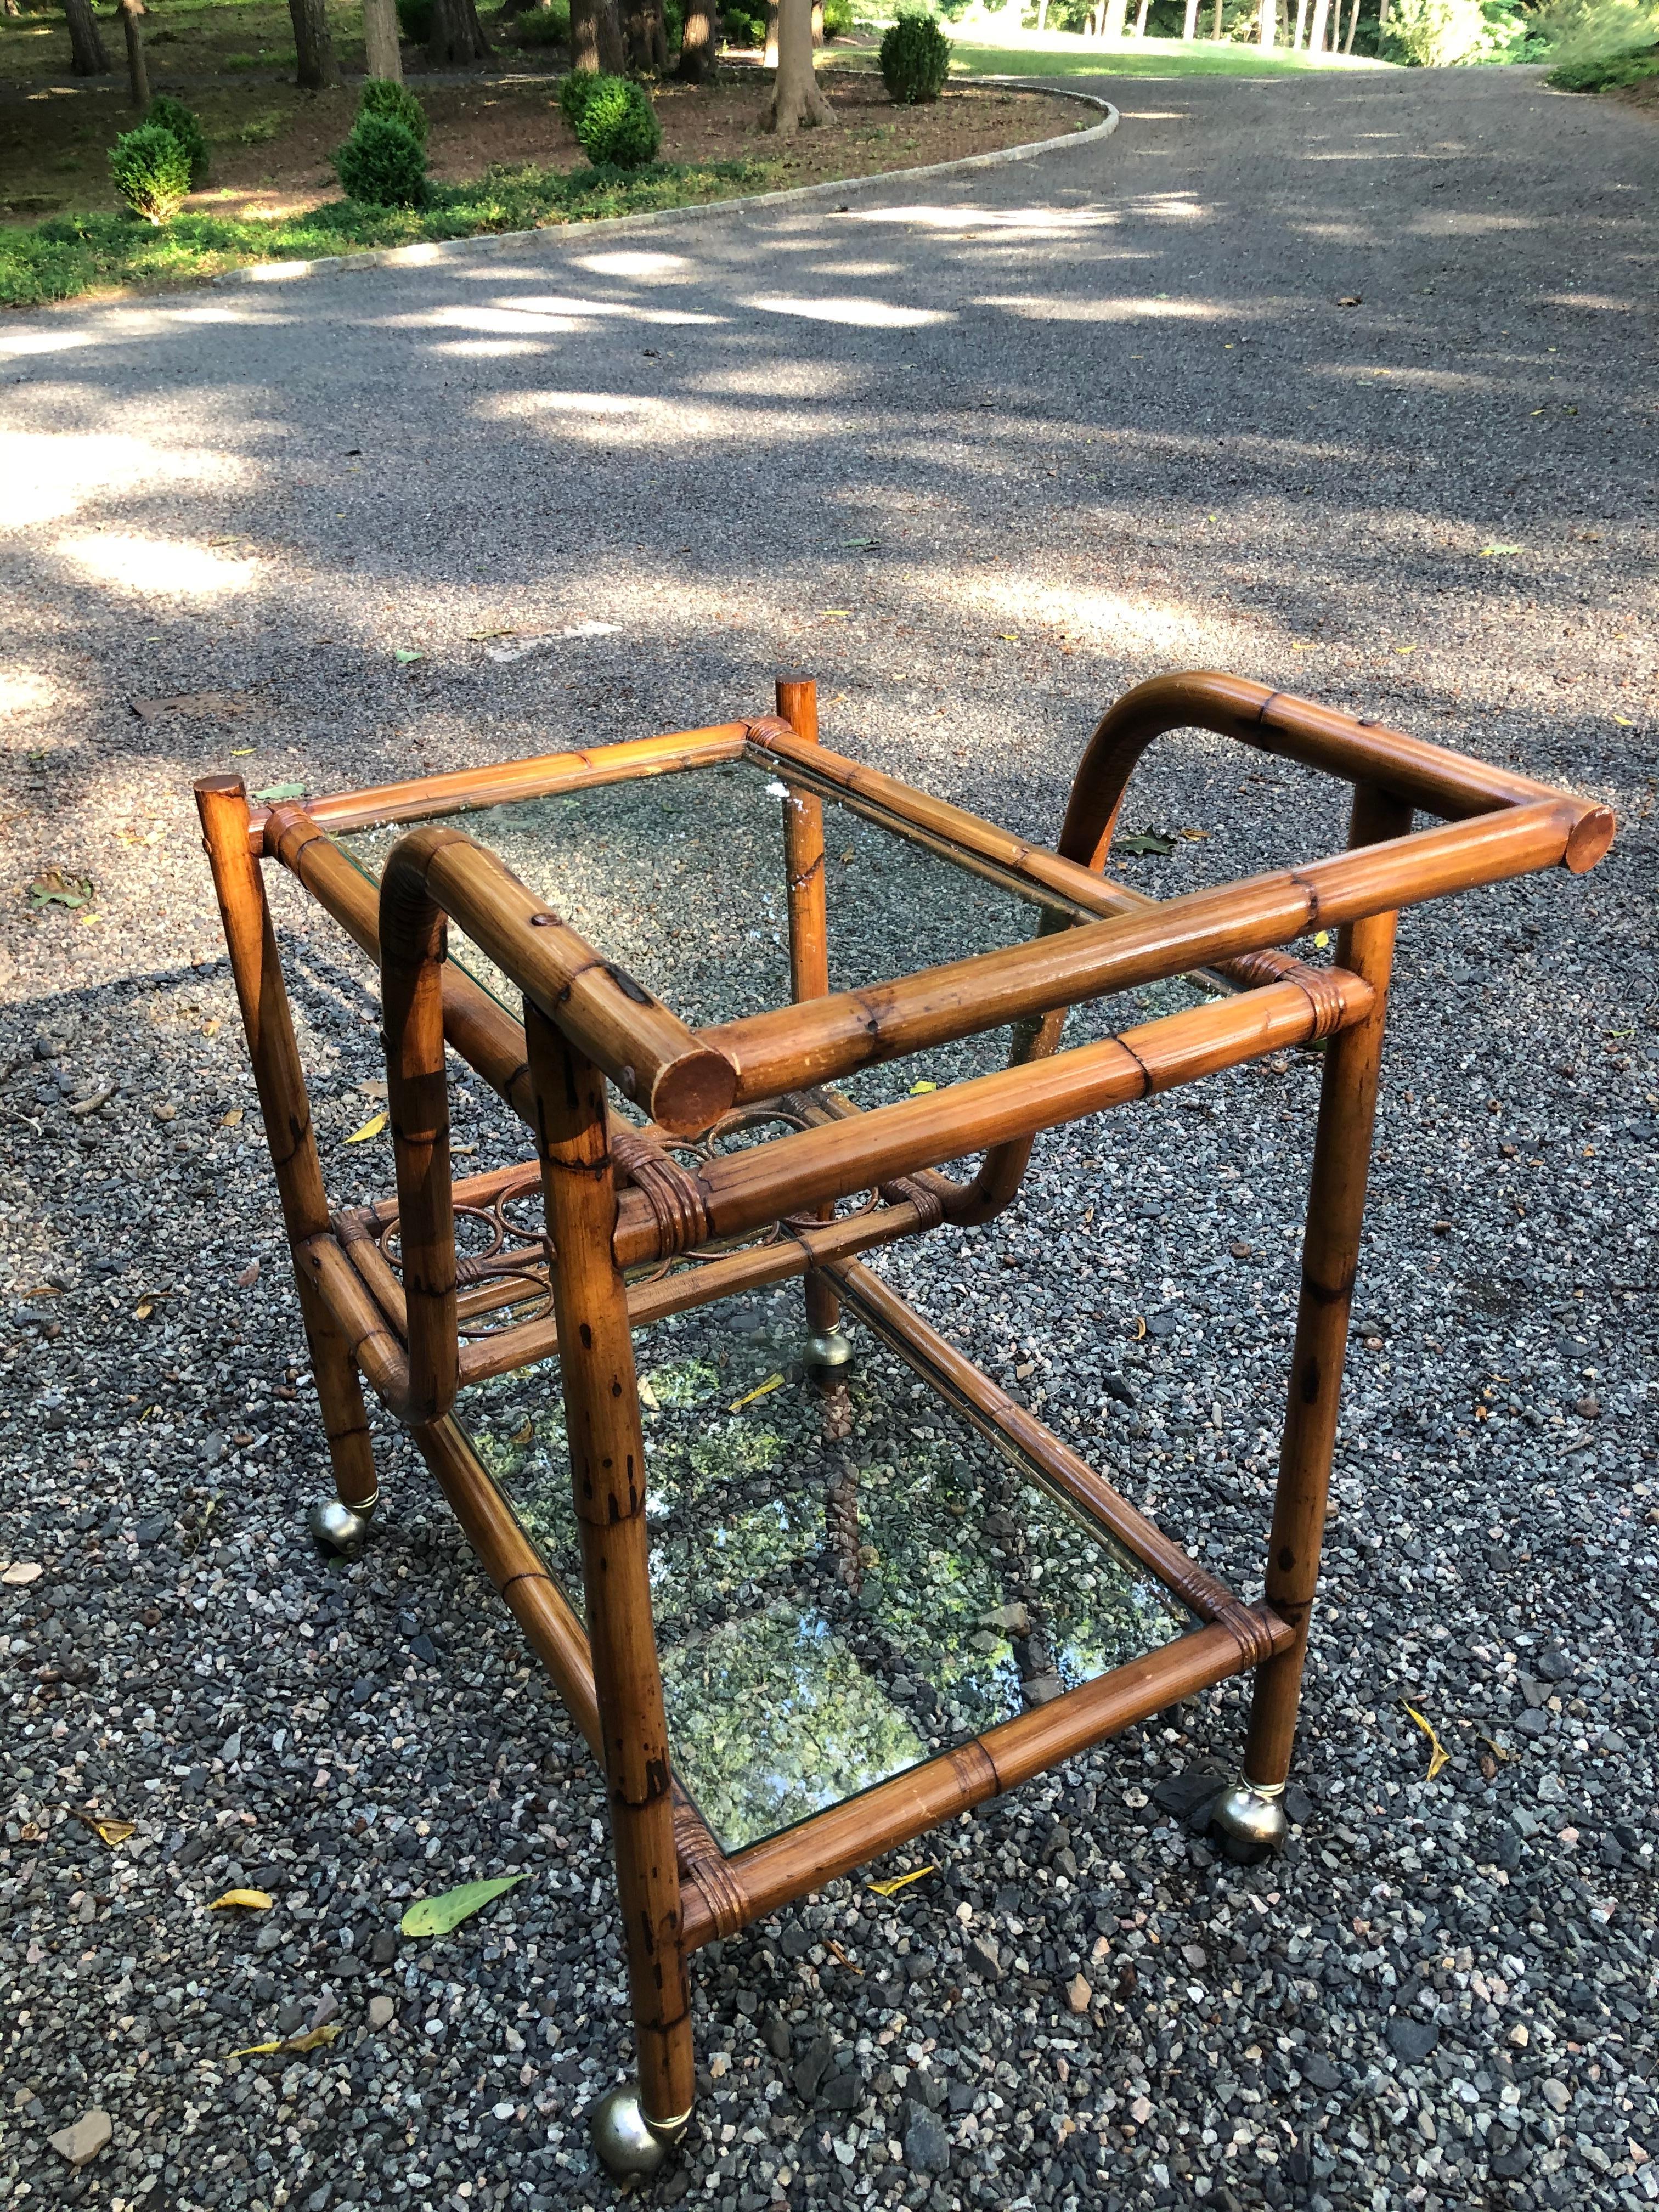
top-left (428, 0), bottom-right (492, 62)
top-left (63, 0), bottom-right (109, 75)
top-left (1182, 0), bottom-right (1199, 35)
top-left (678, 0), bottom-right (716, 77)
top-left (571, 0), bottom-right (625, 69)
top-left (623, 0), bottom-right (667, 69)
top-left (116, 0), bottom-right (149, 103)
top-left (1259, 0), bottom-right (1276, 44)
top-left (363, 0), bottom-right (403, 80)
top-left (764, 0), bottom-right (832, 131)
top-left (1305, 0), bottom-right (1331, 48)
top-left (1100, 0), bottom-right (1129, 36)
top-left (287, 0), bottom-right (340, 86)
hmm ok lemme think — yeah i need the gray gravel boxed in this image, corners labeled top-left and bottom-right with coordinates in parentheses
top-left (4, 59), bottom-right (1658, 2212)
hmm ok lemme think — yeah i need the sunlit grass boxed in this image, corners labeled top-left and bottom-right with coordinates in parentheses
top-left (0, 159), bottom-right (774, 310)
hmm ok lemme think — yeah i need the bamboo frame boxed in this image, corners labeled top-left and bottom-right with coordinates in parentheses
top-left (196, 670), bottom-right (1612, 2171)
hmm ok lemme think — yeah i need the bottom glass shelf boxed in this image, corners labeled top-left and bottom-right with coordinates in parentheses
top-left (459, 1280), bottom-right (1189, 1853)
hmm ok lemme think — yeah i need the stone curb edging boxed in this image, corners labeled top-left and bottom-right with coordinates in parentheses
top-left (210, 84), bottom-right (1118, 291)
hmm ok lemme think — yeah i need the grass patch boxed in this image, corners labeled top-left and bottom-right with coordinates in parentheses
top-left (1545, 38), bottom-right (1659, 84)
top-left (940, 31), bottom-right (1396, 75)
top-left (0, 155), bottom-right (770, 308)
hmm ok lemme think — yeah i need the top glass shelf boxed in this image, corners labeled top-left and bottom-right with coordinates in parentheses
top-left (332, 758), bottom-right (1209, 1105)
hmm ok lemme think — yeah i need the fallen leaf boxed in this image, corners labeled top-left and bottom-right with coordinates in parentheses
top-left (227, 2038), bottom-right (287, 2058)
top-left (821, 610), bottom-right (853, 619)
top-left (72, 1807), bottom-right (136, 1847)
top-left (1479, 543), bottom-right (1524, 557)
top-left (400, 1873), bottom-right (528, 1937)
top-left (236, 1260), bottom-right (261, 1289)
top-left (1613, 715), bottom-right (1634, 726)
top-left (345, 1112), bottom-right (387, 1144)
top-left (840, 536), bottom-right (881, 549)
top-left (727, 1373), bottom-right (785, 1414)
top-left (466, 627), bottom-right (518, 641)
top-left (3, 1561), bottom-right (44, 1586)
top-left (221, 1107), bottom-right (244, 1127)
top-left (230, 747), bottom-right (255, 758)
top-left (1313, 930), bottom-right (1330, 949)
top-left (1338, 294), bottom-right (1362, 307)
top-left (866, 1864), bottom-right (935, 1898)
top-left (393, 648), bottom-right (425, 665)
top-left (839, 848), bottom-right (855, 864)
top-left (824, 1937), bottom-right (861, 1973)
top-left (209, 1889), bottom-right (274, 1911)
top-left (1175, 827), bottom-right (1209, 842)
top-left (510, 1418), bottom-right (535, 1447)
top-left (908, 1079), bottom-right (938, 1095)
top-left (226, 2021), bottom-right (342, 2060)
top-left (1393, 645), bottom-right (1417, 656)
top-left (251, 782), bottom-right (305, 804)
top-left (1119, 831), bottom-right (1176, 856)
top-left (1478, 1734), bottom-right (1510, 1763)
top-left (1401, 1702), bottom-right (1450, 1781)
top-left (997, 631), bottom-right (1020, 642)
top-left (133, 1302), bottom-right (154, 1321)
top-left (26, 868), bottom-right (94, 912)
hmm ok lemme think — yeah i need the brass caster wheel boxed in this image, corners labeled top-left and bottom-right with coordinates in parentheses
top-left (803, 1329), bottom-right (853, 1378)
top-left (588, 2083), bottom-right (690, 2179)
top-left (307, 1492), bottom-right (377, 1556)
top-left (1207, 1775), bottom-right (1290, 1864)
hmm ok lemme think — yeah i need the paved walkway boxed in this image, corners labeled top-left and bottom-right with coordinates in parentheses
top-left (2, 66), bottom-right (1656, 2212)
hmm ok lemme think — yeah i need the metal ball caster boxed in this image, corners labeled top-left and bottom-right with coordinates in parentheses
top-left (1207, 1775), bottom-right (1290, 1862)
top-left (588, 2083), bottom-right (691, 2179)
top-left (306, 1492), bottom-right (378, 1555)
top-left (803, 1329), bottom-right (854, 1377)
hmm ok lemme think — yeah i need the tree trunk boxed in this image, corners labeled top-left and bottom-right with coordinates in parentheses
top-left (678, 0), bottom-right (716, 75)
top-left (428, 0), bottom-right (492, 63)
top-left (1133, 0), bottom-right (1150, 30)
top-left (764, 0), bottom-right (832, 132)
top-left (287, 0), bottom-right (339, 86)
top-left (1037, 0), bottom-right (1049, 27)
top-left (1257, 0), bottom-right (1274, 46)
top-left (810, 0), bottom-right (822, 43)
top-left (1211, 0), bottom-right (1222, 31)
top-left (1342, 0), bottom-right (1357, 47)
top-left (764, 0), bottom-right (778, 61)
top-left (63, 0), bottom-right (108, 74)
top-left (569, 0), bottom-right (623, 67)
top-left (1305, 0), bottom-right (1329, 46)
top-left (624, 0), bottom-right (666, 67)
top-left (1181, 0), bottom-right (1198, 34)
top-left (118, 0), bottom-right (149, 106)
top-left (1291, 0), bottom-right (1307, 44)
top-left (363, 0), bottom-right (403, 78)
top-left (1378, 0), bottom-right (1389, 24)
top-left (1100, 0), bottom-right (1128, 37)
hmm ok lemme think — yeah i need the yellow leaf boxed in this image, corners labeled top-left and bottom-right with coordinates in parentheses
top-left (284, 2022), bottom-right (343, 2052)
top-left (230, 747), bottom-right (255, 758)
top-left (997, 632), bottom-right (1019, 642)
top-left (1401, 1703), bottom-right (1449, 1781)
top-left (1613, 715), bottom-right (1634, 726)
top-left (134, 1304), bottom-right (154, 1321)
top-left (1314, 930), bottom-right (1330, 950)
top-left (345, 1112), bottom-right (387, 1144)
top-left (909, 1079), bottom-right (938, 1094)
top-left (866, 1863), bottom-right (936, 1898)
top-left (1394, 645), bottom-right (1417, 655)
top-left (221, 1107), bottom-right (244, 1127)
top-left (209, 1889), bottom-right (274, 1911)
top-left (1176, 827), bottom-right (1209, 842)
top-left (510, 1418), bottom-right (535, 1447)
top-left (227, 2038), bottom-right (285, 2058)
top-left (73, 1807), bottom-right (136, 1847)
top-left (728, 1372), bottom-right (785, 1414)
top-left (821, 610), bottom-right (853, 619)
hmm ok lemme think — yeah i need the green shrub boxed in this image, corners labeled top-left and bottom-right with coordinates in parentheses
top-left (721, 2), bottom-right (767, 43)
top-left (1535, 0), bottom-right (1658, 55)
top-left (663, 0), bottom-right (686, 41)
top-left (334, 114), bottom-right (428, 205)
top-left (558, 66), bottom-right (606, 129)
top-left (572, 74), bottom-right (661, 167)
top-left (396, 0), bottom-right (433, 41)
top-left (879, 8), bottom-right (950, 100)
top-left (515, 0), bottom-right (572, 40)
top-left (358, 76), bottom-right (429, 143)
top-left (145, 94), bottom-right (209, 187)
top-left (821, 0), bottom-right (853, 31)
top-left (1548, 37), bottom-right (1659, 76)
top-left (108, 122), bottom-right (193, 224)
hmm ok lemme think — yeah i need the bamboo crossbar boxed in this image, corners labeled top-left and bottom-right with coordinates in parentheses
top-left (250, 723), bottom-right (751, 848)
top-left (612, 970), bottom-right (1374, 1267)
top-left (678, 1605), bottom-right (1293, 1950)
top-left (694, 796), bottom-right (1581, 1103)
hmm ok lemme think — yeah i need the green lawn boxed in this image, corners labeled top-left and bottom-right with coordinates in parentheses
top-left (943, 30), bottom-right (1397, 75)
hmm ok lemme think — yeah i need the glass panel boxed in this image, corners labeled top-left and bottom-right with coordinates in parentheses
top-left (460, 1280), bottom-right (1189, 1853)
top-left (331, 759), bottom-right (1214, 1107)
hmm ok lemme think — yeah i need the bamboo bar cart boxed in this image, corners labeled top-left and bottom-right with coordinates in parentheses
top-left (196, 674), bottom-right (1612, 2177)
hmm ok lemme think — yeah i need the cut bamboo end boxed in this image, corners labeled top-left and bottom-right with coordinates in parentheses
top-left (1563, 804), bottom-right (1616, 874)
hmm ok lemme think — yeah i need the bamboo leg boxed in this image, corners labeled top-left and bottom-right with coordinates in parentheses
top-left (1213, 783), bottom-right (1411, 1855)
top-left (524, 1002), bottom-right (693, 2171)
top-left (196, 776), bottom-right (380, 1545)
top-left (775, 675), bottom-right (850, 1389)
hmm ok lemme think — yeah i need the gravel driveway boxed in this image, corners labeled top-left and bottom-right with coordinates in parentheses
top-left (3, 60), bottom-right (1657, 2212)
